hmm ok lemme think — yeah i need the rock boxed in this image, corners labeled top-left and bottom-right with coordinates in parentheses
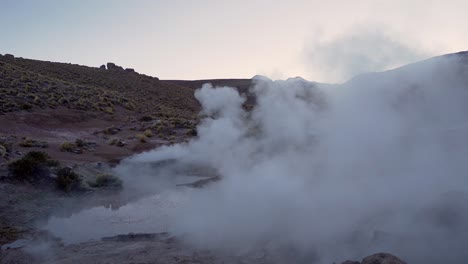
top-left (86, 141), bottom-right (98, 148)
top-left (116, 140), bottom-right (127, 147)
top-left (125, 68), bottom-right (135, 73)
top-left (101, 232), bottom-right (169, 242)
top-left (342, 261), bottom-right (360, 264)
top-left (4, 54), bottom-right (14, 59)
top-left (106, 62), bottom-right (124, 71)
top-left (103, 126), bottom-right (121, 135)
top-left (361, 253), bottom-right (406, 264)
top-left (71, 148), bottom-right (83, 154)
top-left (176, 176), bottom-right (221, 188)
top-left (99, 64), bottom-right (106, 69)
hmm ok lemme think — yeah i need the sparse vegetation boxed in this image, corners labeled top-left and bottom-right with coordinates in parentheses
top-left (0, 224), bottom-right (22, 245)
top-left (8, 151), bottom-right (59, 182)
top-left (143, 129), bottom-right (153, 137)
top-left (60, 139), bottom-right (95, 153)
top-left (19, 138), bottom-right (48, 148)
top-left (90, 173), bottom-right (122, 189)
top-left (136, 134), bottom-right (147, 143)
top-left (108, 138), bottom-right (119, 145)
top-left (75, 138), bottom-right (86, 148)
top-left (60, 141), bottom-right (75, 152)
top-left (0, 55), bottom-right (200, 120)
top-left (56, 167), bottom-right (83, 192)
top-left (0, 144), bottom-right (6, 157)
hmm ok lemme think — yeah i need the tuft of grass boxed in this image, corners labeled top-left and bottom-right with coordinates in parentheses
top-left (56, 167), bottom-right (83, 192)
top-left (0, 145), bottom-right (6, 157)
top-left (136, 134), bottom-right (147, 143)
top-left (108, 138), bottom-right (119, 145)
top-left (60, 141), bottom-right (75, 152)
top-left (102, 106), bottom-right (114, 114)
top-left (75, 138), bottom-right (86, 148)
top-left (143, 129), bottom-right (153, 138)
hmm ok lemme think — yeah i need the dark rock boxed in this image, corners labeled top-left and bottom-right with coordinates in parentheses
top-left (177, 176), bottom-right (221, 188)
top-left (4, 54), bottom-right (14, 59)
top-left (101, 232), bottom-right (169, 242)
top-left (71, 149), bottom-right (83, 154)
top-left (86, 141), bottom-right (97, 148)
top-left (106, 127), bottom-right (121, 135)
top-left (125, 68), bottom-right (135, 73)
top-left (361, 253), bottom-right (406, 264)
top-left (99, 64), bottom-right (106, 69)
top-left (107, 62), bottom-right (124, 71)
top-left (116, 140), bottom-right (127, 147)
top-left (342, 261), bottom-right (360, 264)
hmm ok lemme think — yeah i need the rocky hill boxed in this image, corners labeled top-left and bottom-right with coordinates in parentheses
top-left (0, 54), bottom-right (203, 119)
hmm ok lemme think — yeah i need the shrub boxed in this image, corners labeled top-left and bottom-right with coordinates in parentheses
top-left (90, 174), bottom-right (122, 189)
top-left (56, 167), bottom-right (82, 192)
top-left (136, 134), bottom-right (147, 143)
top-left (102, 106), bottom-right (114, 114)
top-left (60, 141), bottom-right (74, 152)
top-left (186, 128), bottom-right (197, 136)
top-left (75, 138), bottom-right (86, 148)
top-left (21, 103), bottom-right (33, 110)
top-left (108, 138), bottom-right (119, 145)
top-left (8, 151), bottom-right (59, 182)
top-left (139, 115), bottom-right (153, 122)
top-left (143, 129), bottom-right (153, 137)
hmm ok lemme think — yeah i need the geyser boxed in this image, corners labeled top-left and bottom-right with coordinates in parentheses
top-left (117, 53), bottom-right (468, 264)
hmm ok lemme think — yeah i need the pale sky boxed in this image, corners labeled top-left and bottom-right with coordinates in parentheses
top-left (1, 0), bottom-right (467, 82)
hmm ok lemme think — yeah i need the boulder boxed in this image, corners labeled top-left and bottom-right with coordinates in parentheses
top-left (106, 62), bottom-right (124, 71)
top-left (125, 68), bottom-right (135, 73)
top-left (99, 64), bottom-right (106, 69)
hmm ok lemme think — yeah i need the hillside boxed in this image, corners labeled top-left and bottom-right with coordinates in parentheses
top-left (0, 54), bottom-right (201, 119)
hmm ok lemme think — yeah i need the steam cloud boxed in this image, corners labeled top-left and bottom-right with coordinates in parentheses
top-left (306, 26), bottom-right (429, 83)
top-left (116, 54), bottom-right (468, 263)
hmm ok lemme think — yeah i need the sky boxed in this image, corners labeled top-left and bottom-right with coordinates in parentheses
top-left (1, 0), bottom-right (468, 82)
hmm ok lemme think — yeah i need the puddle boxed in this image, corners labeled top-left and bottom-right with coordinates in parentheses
top-left (41, 176), bottom-right (201, 245)
top-left (1, 239), bottom-right (30, 250)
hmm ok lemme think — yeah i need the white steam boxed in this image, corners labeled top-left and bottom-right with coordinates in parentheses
top-left (306, 26), bottom-right (429, 83)
top-left (117, 54), bottom-right (468, 263)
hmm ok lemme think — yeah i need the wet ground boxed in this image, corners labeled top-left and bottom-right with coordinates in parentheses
top-left (42, 179), bottom-right (195, 245)
top-left (0, 158), bottom-right (223, 264)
